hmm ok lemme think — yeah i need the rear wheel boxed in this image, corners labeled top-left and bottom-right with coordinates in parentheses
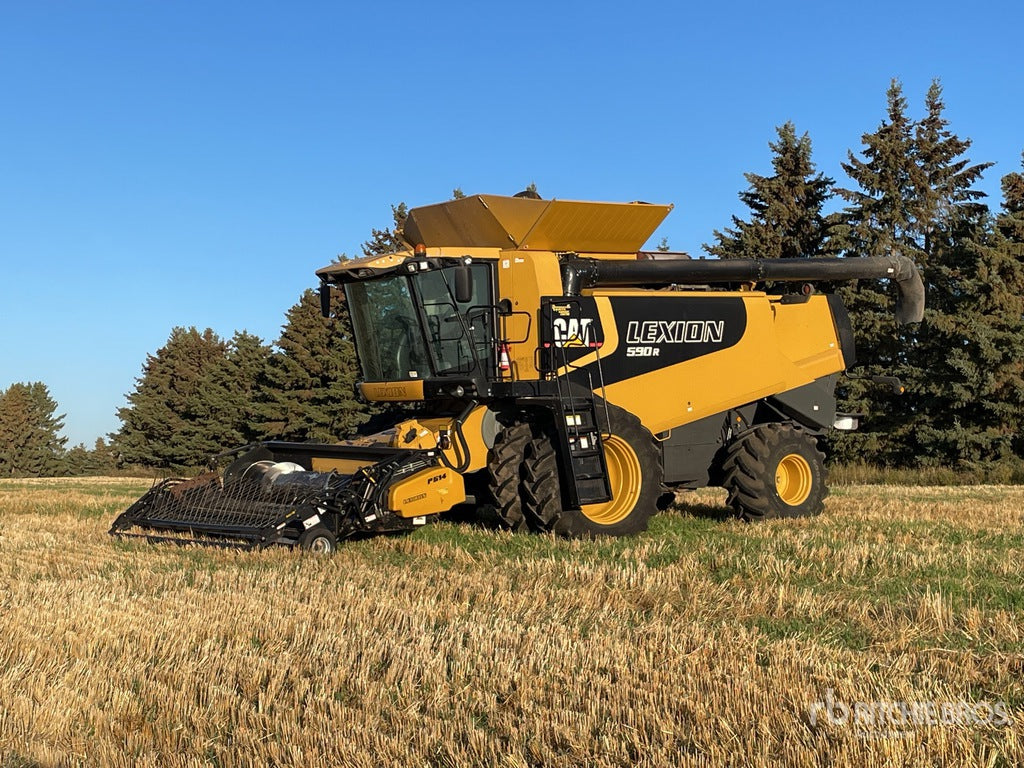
top-left (721, 423), bottom-right (827, 521)
top-left (523, 405), bottom-right (661, 538)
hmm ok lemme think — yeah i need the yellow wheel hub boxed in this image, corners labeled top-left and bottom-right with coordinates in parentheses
top-left (581, 435), bottom-right (642, 525)
top-left (776, 453), bottom-right (813, 506)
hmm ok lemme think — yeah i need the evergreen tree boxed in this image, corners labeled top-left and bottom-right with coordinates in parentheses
top-left (956, 157), bottom-right (1024, 460)
top-left (0, 382), bottom-right (67, 477)
top-left (705, 122), bottom-right (837, 260)
top-left (913, 81), bottom-right (993, 258)
top-left (180, 330), bottom-right (272, 455)
top-left (89, 437), bottom-right (118, 475)
top-left (111, 327), bottom-right (228, 470)
top-left (362, 202), bottom-right (409, 256)
top-left (900, 81), bottom-right (995, 465)
top-left (61, 438), bottom-right (117, 477)
top-left (837, 80), bottom-right (920, 259)
top-left (833, 79), bottom-right (997, 467)
top-left (62, 443), bottom-right (92, 476)
top-left (830, 81), bottom-right (921, 464)
top-left (257, 289), bottom-right (367, 442)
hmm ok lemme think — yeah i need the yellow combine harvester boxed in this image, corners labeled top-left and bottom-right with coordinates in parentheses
top-left (110, 193), bottom-right (923, 550)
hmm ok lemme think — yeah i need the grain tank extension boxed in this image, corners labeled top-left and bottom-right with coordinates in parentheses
top-left (110, 194), bottom-right (923, 549)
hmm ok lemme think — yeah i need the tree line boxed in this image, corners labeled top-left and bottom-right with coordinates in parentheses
top-left (0, 207), bottom-right (410, 477)
top-left (3, 79), bottom-right (1022, 476)
top-left (707, 79), bottom-right (1024, 470)
top-left (0, 383), bottom-right (117, 477)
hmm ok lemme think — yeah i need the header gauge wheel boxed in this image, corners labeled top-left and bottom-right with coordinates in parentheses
top-left (299, 525), bottom-right (337, 553)
top-left (721, 424), bottom-right (827, 521)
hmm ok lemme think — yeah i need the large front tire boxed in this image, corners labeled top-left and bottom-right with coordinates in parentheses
top-left (523, 406), bottom-right (662, 538)
top-left (721, 423), bottom-right (827, 521)
top-left (485, 422), bottom-right (531, 531)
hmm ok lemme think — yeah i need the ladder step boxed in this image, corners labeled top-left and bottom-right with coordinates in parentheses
top-left (576, 479), bottom-right (612, 505)
top-left (554, 397), bottom-right (612, 507)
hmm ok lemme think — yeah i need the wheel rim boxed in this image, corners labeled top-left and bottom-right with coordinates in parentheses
top-left (308, 535), bottom-right (334, 554)
top-left (580, 435), bottom-right (642, 525)
top-left (775, 453), bottom-right (812, 506)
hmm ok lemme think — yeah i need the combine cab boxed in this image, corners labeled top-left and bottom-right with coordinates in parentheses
top-left (111, 193), bottom-right (923, 549)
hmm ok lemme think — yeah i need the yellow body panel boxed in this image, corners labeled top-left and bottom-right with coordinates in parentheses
top-left (310, 457), bottom-right (378, 474)
top-left (401, 195), bottom-right (671, 253)
top-left (390, 406), bottom-right (493, 473)
top-left (497, 250), bottom-right (562, 381)
top-left (388, 467), bottom-right (467, 518)
top-left (360, 381), bottom-right (425, 401)
top-left (600, 293), bottom-right (846, 435)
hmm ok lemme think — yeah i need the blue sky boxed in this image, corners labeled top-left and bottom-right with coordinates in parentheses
top-left (2, 1), bottom-right (1022, 447)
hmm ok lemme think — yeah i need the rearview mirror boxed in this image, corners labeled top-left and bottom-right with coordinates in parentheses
top-left (454, 266), bottom-right (473, 304)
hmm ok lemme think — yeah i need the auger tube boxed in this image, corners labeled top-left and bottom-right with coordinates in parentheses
top-left (560, 255), bottom-right (925, 325)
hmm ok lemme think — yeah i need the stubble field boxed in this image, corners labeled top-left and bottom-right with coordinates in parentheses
top-left (0, 477), bottom-right (1022, 767)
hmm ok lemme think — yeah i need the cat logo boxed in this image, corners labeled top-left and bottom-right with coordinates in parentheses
top-left (552, 316), bottom-right (598, 348)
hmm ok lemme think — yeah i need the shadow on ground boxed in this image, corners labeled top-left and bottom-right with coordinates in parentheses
top-left (673, 500), bottom-right (735, 523)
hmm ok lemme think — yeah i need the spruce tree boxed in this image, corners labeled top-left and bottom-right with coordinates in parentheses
top-left (0, 382), bottom-right (67, 477)
top-left (180, 330), bottom-right (272, 456)
top-left (838, 81), bottom-right (920, 259)
top-left (89, 437), bottom-right (118, 475)
top-left (900, 81), bottom-right (995, 465)
top-left (833, 79), bottom-right (997, 467)
top-left (830, 81), bottom-right (920, 463)
top-left (958, 157), bottom-right (1024, 460)
top-left (62, 443), bottom-right (92, 476)
top-left (257, 289), bottom-right (367, 442)
top-left (61, 438), bottom-right (118, 477)
top-left (111, 327), bottom-right (228, 470)
top-left (913, 81), bottom-right (993, 258)
top-left (705, 122), bottom-right (837, 260)
top-left (362, 203), bottom-right (409, 256)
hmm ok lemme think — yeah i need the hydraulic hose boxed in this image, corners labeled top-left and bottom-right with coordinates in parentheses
top-left (438, 400), bottom-right (477, 475)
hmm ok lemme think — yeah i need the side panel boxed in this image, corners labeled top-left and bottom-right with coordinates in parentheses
top-left (360, 381), bottom-right (426, 401)
top-left (497, 251), bottom-right (563, 381)
top-left (661, 412), bottom-right (728, 486)
top-left (588, 292), bottom-right (846, 435)
top-left (587, 296), bottom-right (747, 383)
top-left (387, 467), bottom-right (467, 518)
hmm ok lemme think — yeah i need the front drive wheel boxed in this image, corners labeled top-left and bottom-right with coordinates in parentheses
top-left (523, 405), bottom-right (662, 538)
top-left (485, 422), bottom-right (531, 531)
top-left (721, 424), bottom-right (827, 521)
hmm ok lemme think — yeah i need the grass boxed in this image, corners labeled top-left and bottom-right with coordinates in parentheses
top-left (0, 478), bottom-right (1022, 766)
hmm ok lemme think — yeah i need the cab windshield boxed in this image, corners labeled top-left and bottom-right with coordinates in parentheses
top-left (345, 264), bottom-right (493, 381)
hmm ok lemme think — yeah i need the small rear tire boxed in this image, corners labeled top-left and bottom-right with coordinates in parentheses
top-left (721, 423), bottom-right (827, 521)
top-left (298, 526), bottom-right (337, 553)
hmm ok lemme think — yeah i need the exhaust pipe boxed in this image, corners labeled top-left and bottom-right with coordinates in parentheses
top-left (560, 254), bottom-right (924, 325)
